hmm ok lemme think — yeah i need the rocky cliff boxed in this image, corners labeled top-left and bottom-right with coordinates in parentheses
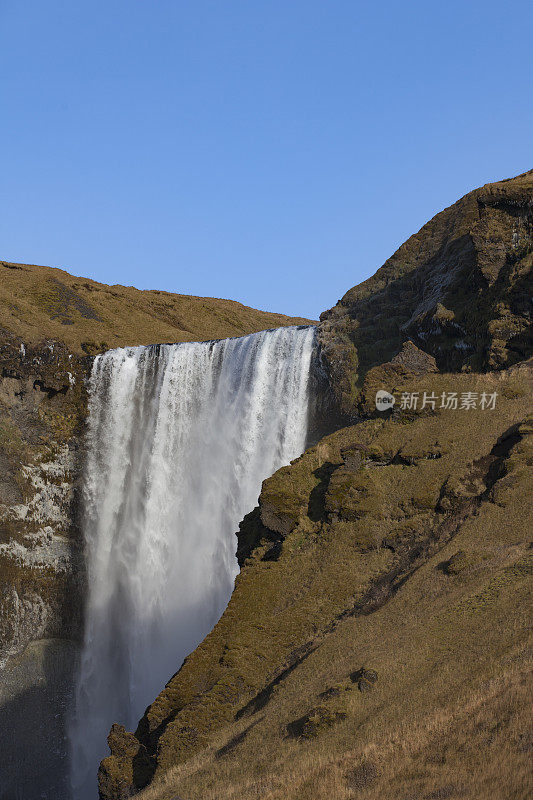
top-left (319, 169), bottom-right (533, 414)
top-left (98, 170), bottom-right (533, 800)
top-left (0, 265), bottom-right (312, 798)
top-left (0, 331), bottom-right (86, 798)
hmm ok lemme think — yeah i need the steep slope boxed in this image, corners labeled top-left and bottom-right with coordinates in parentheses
top-left (0, 263), bottom-right (312, 798)
top-left (319, 169), bottom-right (533, 414)
top-left (98, 170), bottom-right (533, 800)
top-left (0, 261), bottom-right (313, 355)
top-left (101, 364), bottom-right (533, 800)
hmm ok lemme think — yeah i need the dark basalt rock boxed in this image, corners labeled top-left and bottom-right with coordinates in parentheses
top-left (98, 724), bottom-right (155, 800)
top-left (391, 340), bottom-right (438, 374)
top-left (286, 705), bottom-right (347, 739)
top-left (350, 666), bottom-right (379, 692)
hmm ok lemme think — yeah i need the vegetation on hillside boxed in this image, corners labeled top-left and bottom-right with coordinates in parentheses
top-left (98, 170), bottom-right (533, 800)
top-left (100, 364), bottom-right (533, 800)
top-left (0, 261), bottom-right (314, 355)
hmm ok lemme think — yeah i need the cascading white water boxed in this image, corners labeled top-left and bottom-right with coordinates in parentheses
top-left (69, 325), bottom-right (315, 798)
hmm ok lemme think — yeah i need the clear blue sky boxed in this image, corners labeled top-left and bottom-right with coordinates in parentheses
top-left (1, 1), bottom-right (531, 320)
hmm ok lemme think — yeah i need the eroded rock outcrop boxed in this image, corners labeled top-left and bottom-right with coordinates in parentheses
top-left (318, 169), bottom-right (533, 415)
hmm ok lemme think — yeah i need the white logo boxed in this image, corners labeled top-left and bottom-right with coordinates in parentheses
top-left (375, 390), bottom-right (395, 412)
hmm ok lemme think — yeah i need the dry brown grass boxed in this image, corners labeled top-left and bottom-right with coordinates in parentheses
top-left (137, 649), bottom-right (532, 800)
top-left (97, 367), bottom-right (533, 800)
top-left (0, 261), bottom-right (314, 354)
top-left (132, 401), bottom-right (533, 799)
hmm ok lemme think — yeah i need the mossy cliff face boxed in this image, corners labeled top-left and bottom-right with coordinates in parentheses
top-left (0, 327), bottom-right (87, 796)
top-left (318, 169), bottom-right (533, 416)
top-left (98, 171), bottom-right (533, 800)
top-left (0, 328), bottom-right (88, 660)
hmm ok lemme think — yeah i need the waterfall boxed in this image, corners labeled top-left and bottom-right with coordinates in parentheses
top-left (69, 325), bottom-right (315, 798)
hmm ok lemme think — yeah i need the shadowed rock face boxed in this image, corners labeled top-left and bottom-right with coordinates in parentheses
top-left (318, 169), bottom-right (533, 416)
top-left (95, 170), bottom-right (533, 800)
top-left (0, 638), bottom-right (78, 799)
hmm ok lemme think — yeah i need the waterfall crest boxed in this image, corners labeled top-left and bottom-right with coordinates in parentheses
top-left (69, 325), bottom-right (315, 797)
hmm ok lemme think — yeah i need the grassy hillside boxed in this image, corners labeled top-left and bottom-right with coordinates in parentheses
top-left (97, 169), bottom-right (533, 800)
top-left (105, 362), bottom-right (533, 800)
top-left (0, 261), bottom-right (314, 355)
